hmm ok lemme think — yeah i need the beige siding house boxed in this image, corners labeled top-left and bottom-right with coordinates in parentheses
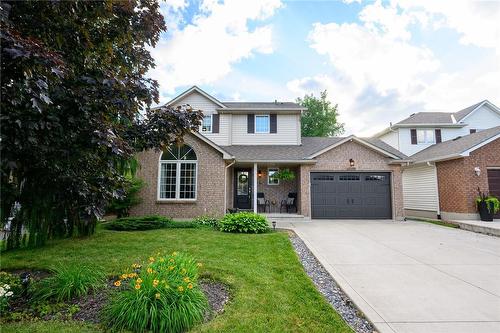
top-left (132, 86), bottom-right (409, 220)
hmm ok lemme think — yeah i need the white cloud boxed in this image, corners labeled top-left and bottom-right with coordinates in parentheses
top-left (150, 0), bottom-right (283, 100)
top-left (289, 0), bottom-right (500, 136)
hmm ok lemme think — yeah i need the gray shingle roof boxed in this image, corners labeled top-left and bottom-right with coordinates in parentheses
top-left (396, 112), bottom-right (454, 125)
top-left (410, 126), bottom-right (500, 163)
top-left (221, 136), bottom-right (407, 161)
top-left (395, 100), bottom-right (491, 125)
top-left (221, 102), bottom-right (303, 110)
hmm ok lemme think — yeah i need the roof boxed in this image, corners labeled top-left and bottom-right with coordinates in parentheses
top-left (220, 102), bottom-right (304, 111)
top-left (409, 126), bottom-right (500, 163)
top-left (221, 136), bottom-right (407, 162)
top-left (374, 100), bottom-right (499, 137)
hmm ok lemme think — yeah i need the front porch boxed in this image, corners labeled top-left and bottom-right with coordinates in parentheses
top-left (226, 163), bottom-right (301, 215)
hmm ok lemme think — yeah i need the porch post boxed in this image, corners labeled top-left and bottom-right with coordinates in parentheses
top-left (253, 163), bottom-right (258, 213)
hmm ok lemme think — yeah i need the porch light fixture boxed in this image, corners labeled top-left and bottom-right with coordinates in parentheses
top-left (258, 170), bottom-right (263, 178)
top-left (349, 159), bottom-right (355, 167)
top-left (474, 167), bottom-right (481, 176)
top-left (272, 221), bottom-right (277, 230)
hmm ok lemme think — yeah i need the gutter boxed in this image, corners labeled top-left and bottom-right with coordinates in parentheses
top-left (234, 159), bottom-right (317, 164)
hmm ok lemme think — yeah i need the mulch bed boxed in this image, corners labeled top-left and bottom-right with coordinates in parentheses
top-left (4, 270), bottom-right (230, 326)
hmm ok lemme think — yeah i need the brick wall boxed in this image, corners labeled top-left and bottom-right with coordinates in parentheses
top-left (437, 138), bottom-right (500, 216)
top-left (256, 167), bottom-right (298, 213)
top-left (130, 134), bottom-right (227, 219)
top-left (299, 140), bottom-right (404, 219)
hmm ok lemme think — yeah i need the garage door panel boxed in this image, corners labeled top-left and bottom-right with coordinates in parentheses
top-left (311, 172), bottom-right (392, 219)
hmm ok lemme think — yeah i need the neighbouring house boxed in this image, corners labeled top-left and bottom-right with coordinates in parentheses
top-left (375, 100), bottom-right (500, 156)
top-left (131, 86), bottom-right (409, 220)
top-left (401, 126), bottom-right (500, 220)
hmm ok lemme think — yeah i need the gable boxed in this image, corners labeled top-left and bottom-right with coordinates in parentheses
top-left (169, 90), bottom-right (221, 115)
top-left (459, 104), bottom-right (500, 128)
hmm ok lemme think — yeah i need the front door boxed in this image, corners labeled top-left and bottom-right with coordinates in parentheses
top-left (234, 168), bottom-right (252, 209)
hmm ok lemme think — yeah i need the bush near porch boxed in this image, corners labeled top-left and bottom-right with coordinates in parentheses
top-left (0, 224), bottom-right (352, 333)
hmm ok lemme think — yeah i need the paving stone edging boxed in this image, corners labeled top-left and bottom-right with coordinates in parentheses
top-left (288, 231), bottom-right (375, 333)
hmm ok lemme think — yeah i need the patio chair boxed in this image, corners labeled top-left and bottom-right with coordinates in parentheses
top-left (257, 192), bottom-right (271, 213)
top-left (280, 192), bottom-right (297, 213)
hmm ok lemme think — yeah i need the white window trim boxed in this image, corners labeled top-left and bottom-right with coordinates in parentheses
top-left (201, 114), bottom-right (213, 134)
top-left (416, 129), bottom-right (435, 144)
top-left (157, 160), bottom-right (198, 201)
top-left (255, 114), bottom-right (270, 134)
top-left (267, 167), bottom-right (279, 185)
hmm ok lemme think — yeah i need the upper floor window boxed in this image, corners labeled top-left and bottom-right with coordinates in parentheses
top-left (268, 168), bottom-right (279, 185)
top-left (255, 115), bottom-right (270, 133)
top-left (417, 129), bottom-right (435, 144)
top-left (201, 115), bottom-right (212, 133)
top-left (158, 144), bottom-right (197, 200)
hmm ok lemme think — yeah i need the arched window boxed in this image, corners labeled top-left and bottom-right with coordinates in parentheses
top-left (158, 144), bottom-right (197, 200)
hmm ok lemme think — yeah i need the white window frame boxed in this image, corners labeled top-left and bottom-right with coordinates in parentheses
top-left (417, 129), bottom-right (435, 144)
top-left (255, 114), bottom-right (270, 134)
top-left (267, 167), bottom-right (279, 185)
top-left (201, 114), bottom-right (213, 133)
top-left (157, 157), bottom-right (197, 201)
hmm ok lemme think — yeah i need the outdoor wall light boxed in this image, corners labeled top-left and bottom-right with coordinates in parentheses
top-left (474, 167), bottom-right (481, 176)
top-left (258, 170), bottom-right (263, 178)
top-left (349, 159), bottom-right (355, 167)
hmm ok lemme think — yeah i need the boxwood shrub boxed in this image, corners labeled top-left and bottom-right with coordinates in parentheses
top-left (104, 216), bottom-right (198, 231)
top-left (219, 212), bottom-right (269, 234)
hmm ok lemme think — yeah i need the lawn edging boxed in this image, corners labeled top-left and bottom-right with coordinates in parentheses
top-left (406, 217), bottom-right (500, 237)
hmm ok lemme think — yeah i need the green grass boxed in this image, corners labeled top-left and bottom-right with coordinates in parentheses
top-left (408, 217), bottom-right (460, 229)
top-left (1, 320), bottom-right (99, 333)
top-left (1, 225), bottom-right (352, 332)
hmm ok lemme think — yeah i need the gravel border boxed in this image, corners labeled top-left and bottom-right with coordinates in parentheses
top-left (288, 231), bottom-right (375, 333)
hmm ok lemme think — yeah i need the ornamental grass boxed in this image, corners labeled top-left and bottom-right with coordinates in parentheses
top-left (103, 251), bottom-right (207, 333)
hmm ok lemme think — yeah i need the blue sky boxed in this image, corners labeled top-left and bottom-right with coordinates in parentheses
top-left (149, 0), bottom-right (500, 135)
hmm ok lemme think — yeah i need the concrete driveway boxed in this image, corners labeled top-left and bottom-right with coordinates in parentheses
top-left (290, 220), bottom-right (500, 333)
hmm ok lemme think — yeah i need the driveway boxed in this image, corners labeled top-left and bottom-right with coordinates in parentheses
top-left (290, 220), bottom-right (500, 333)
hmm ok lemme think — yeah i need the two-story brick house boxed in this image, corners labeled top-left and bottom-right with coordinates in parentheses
top-left (131, 86), bottom-right (409, 220)
top-left (374, 101), bottom-right (500, 221)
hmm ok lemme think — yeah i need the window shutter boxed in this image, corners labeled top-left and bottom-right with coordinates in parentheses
top-left (410, 129), bottom-right (417, 144)
top-left (470, 129), bottom-right (477, 134)
top-left (247, 114), bottom-right (254, 133)
top-left (212, 114), bottom-right (219, 133)
top-left (270, 114), bottom-right (277, 133)
top-left (435, 129), bottom-right (442, 143)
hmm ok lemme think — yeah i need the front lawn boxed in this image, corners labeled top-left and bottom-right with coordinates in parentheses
top-left (1, 226), bottom-right (352, 332)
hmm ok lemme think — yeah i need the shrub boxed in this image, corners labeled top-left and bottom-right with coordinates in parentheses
top-left (219, 212), bottom-right (269, 234)
top-left (104, 252), bottom-right (207, 333)
top-left (104, 215), bottom-right (172, 231)
top-left (107, 177), bottom-right (144, 218)
top-left (31, 264), bottom-right (105, 302)
top-left (193, 215), bottom-right (220, 228)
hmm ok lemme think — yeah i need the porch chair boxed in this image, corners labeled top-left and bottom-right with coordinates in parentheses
top-left (257, 192), bottom-right (271, 213)
top-left (280, 192), bottom-right (297, 213)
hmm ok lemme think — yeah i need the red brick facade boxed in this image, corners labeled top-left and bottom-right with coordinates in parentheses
top-left (299, 140), bottom-right (404, 219)
top-left (437, 138), bottom-right (500, 218)
top-left (130, 134), bottom-right (227, 218)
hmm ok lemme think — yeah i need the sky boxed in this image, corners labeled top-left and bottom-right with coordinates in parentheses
top-left (148, 0), bottom-right (500, 136)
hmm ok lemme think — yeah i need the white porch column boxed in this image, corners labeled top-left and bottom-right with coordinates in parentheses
top-left (253, 163), bottom-right (258, 213)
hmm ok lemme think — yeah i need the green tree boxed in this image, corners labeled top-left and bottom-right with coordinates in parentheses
top-left (297, 90), bottom-right (344, 137)
top-left (1, 1), bottom-right (202, 249)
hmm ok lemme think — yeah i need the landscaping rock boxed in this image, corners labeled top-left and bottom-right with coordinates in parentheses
top-left (288, 231), bottom-right (375, 333)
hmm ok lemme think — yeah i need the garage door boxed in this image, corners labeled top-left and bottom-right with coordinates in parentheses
top-left (487, 169), bottom-right (500, 219)
top-left (311, 172), bottom-right (392, 219)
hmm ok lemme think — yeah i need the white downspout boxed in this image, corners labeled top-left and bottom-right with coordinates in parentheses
top-left (253, 163), bottom-right (258, 213)
top-left (224, 159), bottom-right (236, 214)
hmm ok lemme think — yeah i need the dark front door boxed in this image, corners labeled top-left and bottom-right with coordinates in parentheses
top-left (487, 169), bottom-right (500, 219)
top-left (311, 172), bottom-right (392, 219)
top-left (234, 168), bottom-right (252, 209)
